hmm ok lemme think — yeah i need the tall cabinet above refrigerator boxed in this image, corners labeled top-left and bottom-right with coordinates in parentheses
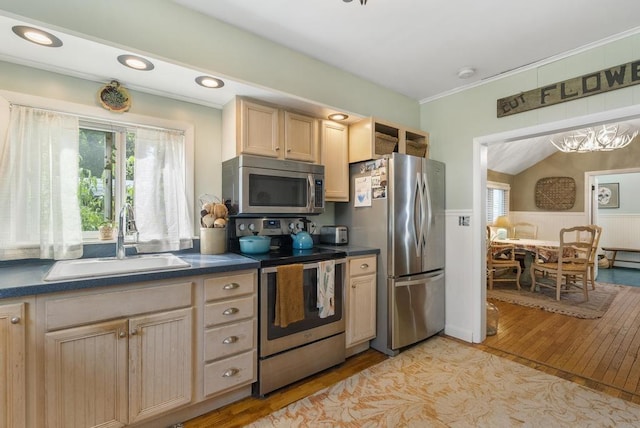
top-left (336, 153), bottom-right (445, 356)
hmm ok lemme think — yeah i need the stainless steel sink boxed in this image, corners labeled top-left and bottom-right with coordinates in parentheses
top-left (44, 254), bottom-right (191, 281)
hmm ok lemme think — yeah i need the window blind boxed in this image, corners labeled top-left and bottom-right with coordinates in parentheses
top-left (487, 181), bottom-right (510, 225)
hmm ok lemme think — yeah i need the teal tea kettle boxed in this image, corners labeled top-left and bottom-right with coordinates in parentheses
top-left (291, 231), bottom-right (313, 249)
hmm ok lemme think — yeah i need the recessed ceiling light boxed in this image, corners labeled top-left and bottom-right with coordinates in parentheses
top-left (457, 67), bottom-right (476, 79)
top-left (117, 54), bottom-right (155, 71)
top-left (328, 113), bottom-right (349, 121)
top-left (195, 76), bottom-right (225, 88)
top-left (12, 25), bottom-right (63, 47)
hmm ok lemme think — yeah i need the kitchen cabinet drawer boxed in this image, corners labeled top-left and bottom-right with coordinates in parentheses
top-left (204, 272), bottom-right (256, 301)
top-left (349, 255), bottom-right (377, 277)
top-left (204, 295), bottom-right (256, 327)
top-left (204, 350), bottom-right (256, 397)
top-left (204, 319), bottom-right (256, 362)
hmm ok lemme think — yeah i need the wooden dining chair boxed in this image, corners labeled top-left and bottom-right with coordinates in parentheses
top-left (487, 242), bottom-right (521, 290)
top-left (512, 222), bottom-right (538, 239)
top-left (576, 225), bottom-right (602, 290)
top-left (530, 226), bottom-right (595, 301)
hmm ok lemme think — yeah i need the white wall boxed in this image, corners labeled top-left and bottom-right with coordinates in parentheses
top-left (508, 212), bottom-right (588, 241)
top-left (444, 210), bottom-right (474, 341)
top-left (598, 172), bottom-right (640, 214)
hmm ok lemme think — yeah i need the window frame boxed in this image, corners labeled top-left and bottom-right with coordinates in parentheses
top-left (486, 180), bottom-right (510, 225)
top-left (78, 120), bottom-right (130, 240)
top-left (1, 90), bottom-right (195, 244)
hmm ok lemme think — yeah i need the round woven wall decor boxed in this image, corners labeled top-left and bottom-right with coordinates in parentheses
top-left (535, 176), bottom-right (576, 210)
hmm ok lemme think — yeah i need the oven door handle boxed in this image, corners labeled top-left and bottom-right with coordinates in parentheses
top-left (261, 258), bottom-right (346, 274)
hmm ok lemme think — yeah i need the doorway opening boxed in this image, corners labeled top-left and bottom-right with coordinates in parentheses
top-left (472, 103), bottom-right (640, 343)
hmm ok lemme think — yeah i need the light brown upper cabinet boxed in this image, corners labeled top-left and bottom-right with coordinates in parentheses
top-left (223, 97), bottom-right (317, 163)
top-left (348, 117), bottom-right (429, 163)
top-left (321, 120), bottom-right (349, 202)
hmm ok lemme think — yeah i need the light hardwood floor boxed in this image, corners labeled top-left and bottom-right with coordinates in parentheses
top-left (481, 283), bottom-right (640, 405)
top-left (185, 284), bottom-right (640, 427)
top-left (183, 349), bottom-right (387, 428)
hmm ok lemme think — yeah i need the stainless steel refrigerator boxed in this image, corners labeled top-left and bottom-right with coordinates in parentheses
top-left (336, 153), bottom-right (445, 356)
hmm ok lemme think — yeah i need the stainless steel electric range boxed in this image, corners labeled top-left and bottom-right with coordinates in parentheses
top-left (227, 217), bottom-right (347, 396)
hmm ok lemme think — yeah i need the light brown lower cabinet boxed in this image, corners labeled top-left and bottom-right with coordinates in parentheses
top-left (346, 255), bottom-right (377, 352)
top-left (0, 301), bottom-right (26, 428)
top-left (44, 296), bottom-right (193, 428)
top-left (29, 269), bottom-right (258, 428)
top-left (45, 319), bottom-right (129, 428)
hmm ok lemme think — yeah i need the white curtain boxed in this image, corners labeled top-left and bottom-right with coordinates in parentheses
top-left (134, 127), bottom-right (193, 252)
top-left (0, 105), bottom-right (83, 260)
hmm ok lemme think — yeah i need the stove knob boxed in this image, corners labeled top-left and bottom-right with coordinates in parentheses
top-left (288, 222), bottom-right (296, 231)
top-left (238, 223), bottom-right (246, 231)
top-left (248, 224), bottom-right (256, 232)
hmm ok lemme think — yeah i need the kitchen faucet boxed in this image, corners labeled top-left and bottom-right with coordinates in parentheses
top-left (116, 203), bottom-right (139, 259)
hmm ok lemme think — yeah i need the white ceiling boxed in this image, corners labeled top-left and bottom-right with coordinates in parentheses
top-left (174, 0), bottom-right (640, 102)
top-left (1, 2), bottom-right (640, 173)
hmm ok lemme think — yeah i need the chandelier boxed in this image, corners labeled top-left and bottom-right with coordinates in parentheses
top-left (550, 124), bottom-right (638, 153)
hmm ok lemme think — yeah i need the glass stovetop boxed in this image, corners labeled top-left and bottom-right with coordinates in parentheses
top-left (237, 246), bottom-right (346, 267)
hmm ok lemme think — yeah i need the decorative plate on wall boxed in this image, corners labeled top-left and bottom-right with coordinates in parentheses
top-left (535, 176), bottom-right (576, 210)
top-left (98, 80), bottom-right (131, 112)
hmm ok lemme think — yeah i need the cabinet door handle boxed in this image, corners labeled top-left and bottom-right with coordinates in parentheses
top-left (10, 316), bottom-right (20, 324)
top-left (360, 263), bottom-right (369, 269)
top-left (275, 146), bottom-right (280, 151)
top-left (130, 329), bottom-right (138, 336)
top-left (286, 148), bottom-right (291, 152)
top-left (222, 307), bottom-right (239, 316)
top-left (223, 283), bottom-right (240, 290)
top-left (351, 285), bottom-right (357, 288)
top-left (222, 368), bottom-right (239, 378)
top-left (119, 331), bottom-right (127, 338)
top-left (222, 336), bottom-right (238, 344)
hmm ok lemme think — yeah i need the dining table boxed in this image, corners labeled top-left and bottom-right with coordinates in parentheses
top-left (492, 238), bottom-right (561, 286)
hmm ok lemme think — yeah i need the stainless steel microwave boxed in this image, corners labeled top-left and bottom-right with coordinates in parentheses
top-left (222, 155), bottom-right (325, 216)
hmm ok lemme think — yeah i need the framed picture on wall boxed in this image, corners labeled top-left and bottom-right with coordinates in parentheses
top-left (598, 183), bottom-right (619, 209)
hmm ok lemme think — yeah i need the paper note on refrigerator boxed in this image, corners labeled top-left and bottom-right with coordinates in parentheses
top-left (354, 176), bottom-right (372, 207)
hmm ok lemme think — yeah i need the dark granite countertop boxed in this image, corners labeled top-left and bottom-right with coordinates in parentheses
top-left (0, 252), bottom-right (259, 299)
top-left (0, 243), bottom-right (379, 299)
top-left (0, 240), bottom-right (380, 299)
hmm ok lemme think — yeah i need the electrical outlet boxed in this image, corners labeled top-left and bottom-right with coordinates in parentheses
top-left (459, 216), bottom-right (470, 226)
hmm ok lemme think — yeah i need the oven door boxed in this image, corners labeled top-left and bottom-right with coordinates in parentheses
top-left (259, 259), bottom-right (346, 358)
top-left (240, 167), bottom-right (324, 215)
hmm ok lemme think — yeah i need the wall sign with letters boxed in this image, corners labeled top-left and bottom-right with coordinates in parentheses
top-left (497, 60), bottom-right (640, 118)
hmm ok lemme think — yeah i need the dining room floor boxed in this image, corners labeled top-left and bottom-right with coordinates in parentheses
top-left (596, 266), bottom-right (640, 287)
top-left (483, 281), bottom-right (640, 404)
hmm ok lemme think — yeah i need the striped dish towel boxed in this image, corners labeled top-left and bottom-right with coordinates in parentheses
top-left (317, 260), bottom-right (335, 318)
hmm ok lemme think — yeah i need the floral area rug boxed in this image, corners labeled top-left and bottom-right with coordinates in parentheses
top-left (247, 336), bottom-right (640, 427)
top-left (487, 281), bottom-right (620, 319)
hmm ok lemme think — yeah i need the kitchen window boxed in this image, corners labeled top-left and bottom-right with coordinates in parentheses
top-left (0, 93), bottom-right (195, 260)
top-left (78, 121), bottom-right (194, 250)
top-left (79, 122), bottom-right (134, 238)
top-left (486, 181), bottom-right (510, 225)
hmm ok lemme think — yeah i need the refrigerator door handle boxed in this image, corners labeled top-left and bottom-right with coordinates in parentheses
top-left (414, 172), bottom-right (424, 256)
top-left (423, 172), bottom-right (432, 248)
top-left (394, 272), bottom-right (445, 288)
top-left (415, 172), bottom-right (429, 254)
